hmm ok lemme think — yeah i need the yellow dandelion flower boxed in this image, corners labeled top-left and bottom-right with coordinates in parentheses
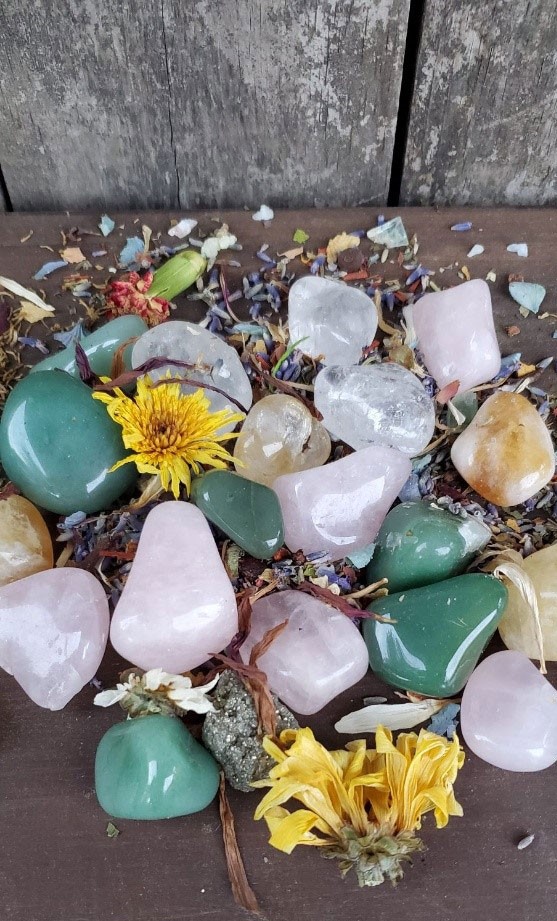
top-left (93, 373), bottom-right (244, 498)
top-left (253, 725), bottom-right (464, 887)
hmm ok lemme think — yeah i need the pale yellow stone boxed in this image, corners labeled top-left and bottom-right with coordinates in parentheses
top-left (233, 394), bottom-right (331, 487)
top-left (0, 495), bottom-right (53, 587)
top-left (499, 544), bottom-right (557, 660)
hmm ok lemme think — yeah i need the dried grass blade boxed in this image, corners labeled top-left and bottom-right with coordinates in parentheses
top-left (218, 774), bottom-right (261, 915)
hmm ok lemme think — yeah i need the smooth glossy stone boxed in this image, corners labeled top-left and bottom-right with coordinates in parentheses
top-left (0, 495), bottom-right (53, 586)
top-left (412, 279), bottom-right (500, 392)
top-left (0, 568), bottom-right (109, 709)
top-left (190, 470), bottom-right (284, 559)
top-left (498, 545), bottom-right (557, 660)
top-left (273, 445), bottom-right (411, 559)
top-left (461, 650), bottom-right (557, 771)
top-left (0, 372), bottom-right (136, 514)
top-left (365, 501), bottom-right (491, 592)
top-left (30, 316), bottom-right (148, 377)
top-left (131, 320), bottom-right (253, 426)
top-left (451, 391), bottom-right (555, 506)
top-left (95, 714), bottom-right (220, 819)
top-left (288, 276), bottom-right (378, 366)
top-left (314, 363), bottom-right (435, 455)
top-left (363, 574), bottom-right (507, 698)
top-left (240, 590), bottom-right (368, 714)
top-left (110, 501), bottom-right (238, 672)
top-left (233, 395), bottom-right (331, 487)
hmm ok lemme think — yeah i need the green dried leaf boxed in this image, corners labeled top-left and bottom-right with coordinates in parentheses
top-left (106, 822), bottom-right (120, 838)
top-left (293, 228), bottom-right (309, 244)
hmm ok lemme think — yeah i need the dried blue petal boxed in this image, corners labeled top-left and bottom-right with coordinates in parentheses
top-left (33, 260), bottom-right (68, 280)
top-left (18, 336), bottom-right (49, 354)
top-left (310, 254), bottom-right (326, 274)
top-left (507, 243), bottom-right (528, 257)
top-left (509, 281), bottom-right (545, 315)
top-left (398, 473), bottom-right (422, 502)
top-left (61, 511), bottom-right (87, 529)
top-left (98, 214), bottom-right (115, 236)
top-left (406, 264), bottom-right (430, 285)
top-left (450, 222), bottom-right (473, 232)
top-left (119, 237), bottom-right (144, 267)
top-left (53, 321), bottom-right (88, 347)
top-left (428, 703), bottom-right (460, 738)
top-left (377, 215), bottom-right (386, 226)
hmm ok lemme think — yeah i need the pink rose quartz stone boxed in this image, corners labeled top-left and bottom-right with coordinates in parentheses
top-left (0, 568), bottom-right (109, 710)
top-left (273, 445), bottom-right (411, 558)
top-left (460, 650), bottom-right (557, 772)
top-left (240, 589), bottom-right (368, 714)
top-left (110, 501), bottom-right (237, 673)
top-left (412, 279), bottom-right (501, 392)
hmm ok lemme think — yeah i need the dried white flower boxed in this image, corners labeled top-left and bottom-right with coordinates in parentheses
top-left (94, 670), bottom-right (220, 715)
top-left (168, 218), bottom-right (198, 239)
top-left (252, 204), bottom-right (274, 222)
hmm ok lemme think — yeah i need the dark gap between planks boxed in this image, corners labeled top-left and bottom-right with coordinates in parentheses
top-left (388, 0), bottom-right (426, 207)
top-left (0, 164), bottom-right (13, 212)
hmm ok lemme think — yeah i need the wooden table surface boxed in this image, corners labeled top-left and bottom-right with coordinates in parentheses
top-left (0, 208), bottom-right (556, 921)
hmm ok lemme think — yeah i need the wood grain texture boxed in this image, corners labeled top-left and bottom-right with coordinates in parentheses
top-left (400, 0), bottom-right (557, 205)
top-left (0, 207), bottom-right (556, 921)
top-left (0, 0), bottom-right (410, 211)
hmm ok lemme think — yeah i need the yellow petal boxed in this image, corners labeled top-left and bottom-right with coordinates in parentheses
top-left (265, 808), bottom-right (334, 853)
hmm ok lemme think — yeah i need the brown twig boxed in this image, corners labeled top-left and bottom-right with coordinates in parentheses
top-left (218, 774), bottom-right (261, 915)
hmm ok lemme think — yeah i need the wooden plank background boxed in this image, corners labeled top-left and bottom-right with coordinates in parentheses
top-left (0, 0), bottom-right (556, 210)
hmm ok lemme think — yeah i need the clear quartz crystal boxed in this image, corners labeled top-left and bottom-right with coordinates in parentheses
top-left (131, 320), bottom-right (253, 429)
top-left (314, 362), bottom-right (435, 455)
top-left (233, 394), bottom-right (331, 486)
top-left (240, 590), bottom-right (368, 714)
top-left (288, 276), bottom-right (378, 366)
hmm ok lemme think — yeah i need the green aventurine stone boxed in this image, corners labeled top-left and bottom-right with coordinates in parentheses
top-left (365, 501), bottom-right (490, 592)
top-left (191, 470), bottom-right (284, 559)
top-left (364, 574), bottom-right (508, 698)
top-left (30, 316), bottom-right (148, 378)
top-left (0, 371), bottom-right (136, 514)
top-left (95, 715), bottom-right (220, 820)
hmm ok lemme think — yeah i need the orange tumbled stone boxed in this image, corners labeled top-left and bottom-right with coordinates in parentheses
top-left (0, 495), bottom-right (53, 586)
top-left (451, 391), bottom-right (555, 506)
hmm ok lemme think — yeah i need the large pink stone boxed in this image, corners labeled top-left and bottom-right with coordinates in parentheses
top-left (110, 501), bottom-right (238, 672)
top-left (460, 650), bottom-right (557, 771)
top-left (273, 445), bottom-right (411, 558)
top-left (412, 279), bottom-right (500, 392)
top-left (240, 589), bottom-right (368, 714)
top-left (0, 568), bottom-right (109, 710)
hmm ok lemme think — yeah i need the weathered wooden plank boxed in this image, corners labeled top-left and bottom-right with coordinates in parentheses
top-left (0, 0), bottom-right (410, 211)
top-left (400, 1), bottom-right (557, 205)
top-left (0, 1), bottom-right (179, 210)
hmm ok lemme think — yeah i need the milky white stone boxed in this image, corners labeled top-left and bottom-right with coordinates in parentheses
top-left (314, 363), bottom-right (435, 455)
top-left (0, 568), bottom-right (109, 710)
top-left (131, 321), bottom-right (252, 429)
top-left (240, 590), bottom-right (368, 714)
top-left (412, 279), bottom-right (500, 392)
top-left (288, 276), bottom-right (378, 366)
top-left (273, 445), bottom-right (411, 558)
top-left (110, 502), bottom-right (238, 673)
top-left (461, 651), bottom-right (557, 771)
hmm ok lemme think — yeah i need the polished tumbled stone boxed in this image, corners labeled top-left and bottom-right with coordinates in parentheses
top-left (364, 574), bottom-right (508, 698)
top-left (0, 371), bottom-right (136, 514)
top-left (314, 362), bottom-right (435, 455)
top-left (461, 651), bottom-right (557, 771)
top-left (0, 567), bottom-right (109, 709)
top-left (95, 714), bottom-right (220, 819)
top-left (273, 445), bottom-right (411, 558)
top-left (365, 500), bottom-right (491, 592)
top-left (498, 544), bottom-right (557, 660)
top-left (288, 275), bottom-right (378, 366)
top-left (240, 589), bottom-right (369, 714)
top-left (412, 279), bottom-right (500, 392)
top-left (451, 391), bottom-right (555, 506)
top-left (31, 316), bottom-right (148, 378)
top-left (191, 470), bottom-right (284, 559)
top-left (0, 495), bottom-right (53, 587)
top-left (110, 501), bottom-right (238, 673)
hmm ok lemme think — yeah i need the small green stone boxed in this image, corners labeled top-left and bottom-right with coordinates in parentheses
top-left (95, 714), bottom-right (220, 820)
top-left (365, 501), bottom-right (490, 592)
top-left (446, 391), bottom-right (478, 429)
top-left (0, 371), bottom-right (136, 514)
top-left (364, 574), bottom-right (508, 698)
top-left (191, 470), bottom-right (284, 559)
top-left (30, 316), bottom-right (148, 378)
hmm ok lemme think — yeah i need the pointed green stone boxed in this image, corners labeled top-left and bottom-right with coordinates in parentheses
top-left (191, 470), bottom-right (284, 559)
top-left (30, 316), bottom-right (148, 378)
top-left (365, 501), bottom-right (490, 592)
top-left (95, 715), bottom-right (220, 820)
top-left (0, 371), bottom-right (136, 514)
top-left (364, 574), bottom-right (508, 698)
